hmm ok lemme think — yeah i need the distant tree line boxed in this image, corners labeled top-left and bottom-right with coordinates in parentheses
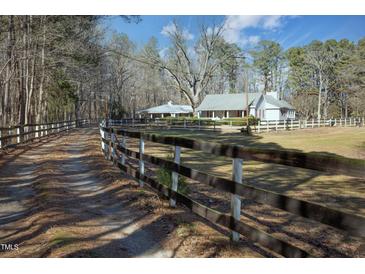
top-left (1, 16), bottom-right (364, 126)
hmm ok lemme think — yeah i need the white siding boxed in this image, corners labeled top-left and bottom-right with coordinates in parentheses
top-left (249, 94), bottom-right (296, 120)
top-left (265, 109), bottom-right (281, 120)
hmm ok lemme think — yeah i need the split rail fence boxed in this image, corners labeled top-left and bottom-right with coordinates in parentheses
top-left (0, 119), bottom-right (88, 149)
top-left (99, 121), bottom-right (365, 258)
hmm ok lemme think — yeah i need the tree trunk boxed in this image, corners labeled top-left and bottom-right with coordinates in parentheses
top-left (36, 16), bottom-right (46, 124)
top-left (3, 16), bottom-right (14, 126)
top-left (317, 72), bottom-right (322, 120)
top-left (19, 16), bottom-right (29, 127)
top-left (323, 84), bottom-right (328, 120)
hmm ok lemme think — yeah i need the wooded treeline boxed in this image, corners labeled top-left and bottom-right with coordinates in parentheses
top-left (0, 16), bottom-right (106, 127)
top-left (1, 16), bottom-right (364, 127)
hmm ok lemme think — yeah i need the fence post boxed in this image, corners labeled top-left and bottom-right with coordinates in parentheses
top-left (284, 119), bottom-right (286, 130)
top-left (8, 128), bottom-right (12, 145)
top-left (108, 127), bottom-right (113, 161)
top-left (231, 158), bottom-right (243, 242)
top-left (291, 119), bottom-right (293, 130)
top-left (170, 145), bottom-right (181, 207)
top-left (345, 118), bottom-right (347, 127)
top-left (363, 117), bottom-right (365, 127)
top-left (16, 127), bottom-right (20, 144)
top-left (0, 129), bottom-right (2, 149)
top-left (139, 136), bottom-right (145, 187)
top-left (184, 119), bottom-right (186, 128)
top-left (258, 121), bottom-right (261, 133)
top-left (266, 121), bottom-right (269, 132)
top-left (100, 127), bottom-right (105, 155)
top-left (121, 132), bottom-right (126, 166)
top-left (312, 118), bottom-right (314, 128)
top-left (275, 120), bottom-right (278, 131)
top-left (104, 129), bottom-right (109, 160)
top-left (111, 130), bottom-right (116, 163)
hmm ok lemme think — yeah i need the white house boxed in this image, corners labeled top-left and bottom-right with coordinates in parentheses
top-left (196, 92), bottom-right (295, 120)
top-left (250, 92), bottom-right (296, 120)
top-left (137, 101), bottom-right (193, 118)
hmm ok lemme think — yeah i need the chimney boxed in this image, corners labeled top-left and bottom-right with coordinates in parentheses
top-left (267, 91), bottom-right (278, 99)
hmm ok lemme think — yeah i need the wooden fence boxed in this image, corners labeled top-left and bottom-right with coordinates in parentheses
top-left (107, 117), bottom-right (364, 133)
top-left (108, 118), bottom-right (217, 130)
top-left (257, 117), bottom-right (364, 133)
top-left (0, 119), bottom-right (88, 149)
top-left (99, 122), bottom-right (365, 257)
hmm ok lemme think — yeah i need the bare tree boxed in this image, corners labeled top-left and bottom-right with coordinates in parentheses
top-left (144, 22), bottom-right (238, 113)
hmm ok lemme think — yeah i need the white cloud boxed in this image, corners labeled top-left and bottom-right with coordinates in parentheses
top-left (262, 15), bottom-right (283, 29)
top-left (161, 22), bottom-right (194, 40)
top-left (159, 47), bottom-right (169, 59)
top-left (247, 35), bottom-right (261, 45)
top-left (222, 15), bottom-right (286, 45)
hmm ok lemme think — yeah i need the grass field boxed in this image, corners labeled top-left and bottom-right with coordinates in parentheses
top-left (130, 127), bottom-right (365, 217)
top-left (118, 126), bottom-right (365, 256)
top-left (147, 127), bottom-right (365, 160)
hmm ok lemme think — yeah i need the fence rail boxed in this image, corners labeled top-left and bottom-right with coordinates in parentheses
top-left (0, 119), bottom-right (88, 149)
top-left (256, 117), bottom-right (364, 132)
top-left (108, 118), bottom-right (218, 130)
top-left (107, 117), bottom-right (364, 133)
top-left (99, 122), bottom-right (365, 258)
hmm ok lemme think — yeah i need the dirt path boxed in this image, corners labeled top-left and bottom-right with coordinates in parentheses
top-left (0, 128), bottom-right (266, 258)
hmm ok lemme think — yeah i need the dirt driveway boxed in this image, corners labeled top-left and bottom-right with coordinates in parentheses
top-left (0, 128), bottom-right (267, 258)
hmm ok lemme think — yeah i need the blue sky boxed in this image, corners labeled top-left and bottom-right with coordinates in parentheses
top-left (103, 16), bottom-right (365, 51)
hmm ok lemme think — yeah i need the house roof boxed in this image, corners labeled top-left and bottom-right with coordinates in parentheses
top-left (263, 95), bottom-right (295, 109)
top-left (197, 92), bottom-right (295, 111)
top-left (137, 102), bottom-right (193, 114)
top-left (196, 93), bottom-right (260, 111)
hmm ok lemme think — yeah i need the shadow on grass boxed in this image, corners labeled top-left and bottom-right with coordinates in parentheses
top-left (0, 127), bottom-right (363, 258)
